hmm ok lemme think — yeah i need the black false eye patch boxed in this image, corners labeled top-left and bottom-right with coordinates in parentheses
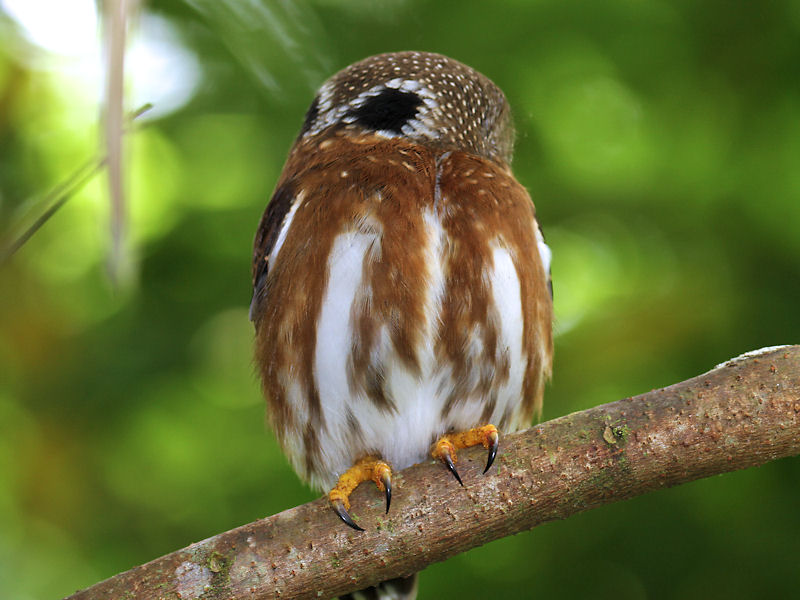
top-left (348, 88), bottom-right (423, 134)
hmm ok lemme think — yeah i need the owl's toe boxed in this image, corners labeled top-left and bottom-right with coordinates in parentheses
top-left (381, 467), bottom-right (392, 513)
top-left (331, 498), bottom-right (365, 531)
top-left (432, 439), bottom-right (464, 486)
top-left (432, 424), bottom-right (500, 484)
top-left (328, 457), bottom-right (393, 531)
top-left (483, 426), bottom-right (499, 473)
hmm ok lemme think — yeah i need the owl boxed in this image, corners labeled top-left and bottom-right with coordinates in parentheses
top-left (251, 51), bottom-right (553, 600)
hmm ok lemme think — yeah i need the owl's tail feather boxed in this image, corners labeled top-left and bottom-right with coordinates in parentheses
top-left (339, 573), bottom-right (418, 600)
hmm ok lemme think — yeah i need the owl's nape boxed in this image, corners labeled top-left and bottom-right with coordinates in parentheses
top-left (251, 51), bottom-right (553, 600)
top-left (299, 51), bottom-right (516, 163)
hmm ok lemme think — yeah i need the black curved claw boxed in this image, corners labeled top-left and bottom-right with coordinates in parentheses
top-left (332, 499), bottom-right (364, 531)
top-left (381, 470), bottom-right (392, 514)
top-left (442, 451), bottom-right (464, 486)
top-left (483, 429), bottom-right (499, 474)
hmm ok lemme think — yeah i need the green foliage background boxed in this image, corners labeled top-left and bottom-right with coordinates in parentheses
top-left (1, 1), bottom-right (799, 598)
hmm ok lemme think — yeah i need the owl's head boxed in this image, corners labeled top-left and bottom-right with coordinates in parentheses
top-left (298, 51), bottom-right (515, 165)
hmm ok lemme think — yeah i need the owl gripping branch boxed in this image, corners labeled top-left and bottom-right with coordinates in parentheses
top-left (249, 53), bottom-right (552, 567)
top-left (66, 346), bottom-right (800, 600)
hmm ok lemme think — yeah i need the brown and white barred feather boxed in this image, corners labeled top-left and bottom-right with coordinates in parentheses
top-left (251, 52), bottom-right (553, 600)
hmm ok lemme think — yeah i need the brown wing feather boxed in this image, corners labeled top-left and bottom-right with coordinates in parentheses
top-left (251, 130), bottom-right (437, 453)
top-left (436, 151), bottom-right (553, 423)
top-left (250, 181), bottom-right (297, 321)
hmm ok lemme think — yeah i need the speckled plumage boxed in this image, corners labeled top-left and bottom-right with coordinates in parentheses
top-left (251, 51), bottom-right (553, 600)
top-left (302, 52), bottom-right (515, 164)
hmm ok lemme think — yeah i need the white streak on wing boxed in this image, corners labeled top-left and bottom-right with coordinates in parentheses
top-left (422, 208), bottom-right (447, 340)
top-left (377, 326), bottom-right (442, 471)
top-left (534, 224), bottom-right (553, 378)
top-left (462, 325), bottom-right (484, 398)
top-left (283, 378), bottom-right (308, 462)
top-left (268, 190), bottom-right (306, 270)
top-left (535, 224), bottom-right (552, 277)
top-left (285, 378), bottom-right (309, 426)
top-left (312, 231), bottom-right (373, 482)
top-left (276, 374), bottom-right (312, 483)
top-left (321, 208), bottom-right (451, 480)
top-left (489, 244), bottom-right (526, 430)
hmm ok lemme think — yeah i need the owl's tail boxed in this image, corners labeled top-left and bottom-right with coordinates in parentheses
top-left (338, 573), bottom-right (418, 600)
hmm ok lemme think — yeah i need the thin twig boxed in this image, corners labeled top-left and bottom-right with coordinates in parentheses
top-left (104, 0), bottom-right (140, 282)
top-left (65, 346), bottom-right (800, 600)
top-left (0, 104), bottom-right (152, 266)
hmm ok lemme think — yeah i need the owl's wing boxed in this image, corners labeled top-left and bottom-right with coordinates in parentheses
top-left (250, 182), bottom-right (296, 321)
top-left (433, 151), bottom-right (554, 423)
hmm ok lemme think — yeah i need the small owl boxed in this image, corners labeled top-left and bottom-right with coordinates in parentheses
top-left (251, 51), bottom-right (553, 599)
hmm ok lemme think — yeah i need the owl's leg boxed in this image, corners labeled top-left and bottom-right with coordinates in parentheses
top-left (329, 456), bottom-right (392, 531)
top-left (431, 424), bottom-right (499, 485)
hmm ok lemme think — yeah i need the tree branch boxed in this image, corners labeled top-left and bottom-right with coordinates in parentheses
top-left (66, 346), bottom-right (800, 600)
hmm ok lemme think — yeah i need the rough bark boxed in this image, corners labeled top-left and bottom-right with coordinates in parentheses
top-left (66, 346), bottom-right (800, 600)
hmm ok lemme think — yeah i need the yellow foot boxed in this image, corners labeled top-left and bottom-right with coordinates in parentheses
top-left (431, 424), bottom-right (499, 486)
top-left (329, 456), bottom-right (392, 531)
